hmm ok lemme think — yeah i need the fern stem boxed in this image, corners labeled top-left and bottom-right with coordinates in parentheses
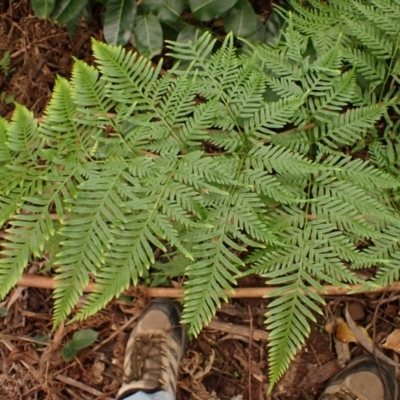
top-left (17, 273), bottom-right (400, 298)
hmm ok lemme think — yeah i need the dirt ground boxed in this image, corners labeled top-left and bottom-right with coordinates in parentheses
top-left (1, 1), bottom-right (400, 399)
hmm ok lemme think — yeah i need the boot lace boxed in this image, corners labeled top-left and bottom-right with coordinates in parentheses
top-left (124, 333), bottom-right (167, 388)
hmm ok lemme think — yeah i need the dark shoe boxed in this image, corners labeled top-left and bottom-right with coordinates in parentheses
top-left (319, 354), bottom-right (398, 400)
top-left (116, 298), bottom-right (188, 400)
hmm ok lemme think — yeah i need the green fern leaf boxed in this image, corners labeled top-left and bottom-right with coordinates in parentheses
top-left (53, 164), bottom-right (127, 326)
top-left (0, 117), bottom-right (10, 163)
top-left (182, 227), bottom-right (243, 335)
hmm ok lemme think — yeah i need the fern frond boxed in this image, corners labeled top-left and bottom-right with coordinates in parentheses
top-left (358, 224), bottom-right (400, 286)
top-left (240, 169), bottom-right (296, 205)
top-left (269, 129), bottom-right (310, 154)
top-left (0, 107), bottom-right (44, 225)
top-left (92, 40), bottom-right (163, 108)
top-left (350, 1), bottom-right (400, 37)
top-left (7, 104), bottom-right (41, 163)
top-left (344, 19), bottom-right (393, 60)
top-left (369, 136), bottom-right (400, 176)
top-left (53, 163), bottom-right (127, 326)
top-left (370, 0), bottom-right (400, 15)
top-left (265, 75), bottom-right (304, 98)
top-left (227, 66), bottom-right (267, 120)
top-left (322, 155), bottom-right (399, 189)
top-left (311, 35), bottom-right (343, 74)
top-left (182, 225), bottom-right (243, 335)
top-left (71, 59), bottom-right (116, 121)
top-left (75, 211), bottom-right (169, 320)
top-left (265, 279), bottom-right (324, 388)
top-left (248, 144), bottom-right (318, 175)
top-left (207, 130), bottom-right (243, 152)
top-left (283, 14), bottom-right (309, 63)
top-left (40, 77), bottom-right (94, 160)
top-left (244, 96), bottom-right (304, 138)
top-left (314, 103), bottom-right (388, 147)
top-left (0, 117), bottom-right (10, 163)
top-left (257, 46), bottom-right (303, 79)
top-left (342, 48), bottom-right (387, 85)
top-left (310, 196), bottom-right (385, 241)
top-left (307, 69), bottom-right (356, 123)
top-left (0, 163), bottom-right (79, 299)
top-left (166, 31), bottom-right (216, 62)
top-left (314, 175), bottom-right (396, 223)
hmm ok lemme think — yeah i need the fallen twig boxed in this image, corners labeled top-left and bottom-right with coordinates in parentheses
top-left (207, 317), bottom-right (269, 342)
top-left (55, 374), bottom-right (114, 400)
top-left (17, 273), bottom-right (400, 298)
top-left (247, 305), bottom-right (253, 400)
top-left (91, 314), bottom-right (139, 353)
top-left (2, 338), bottom-right (39, 380)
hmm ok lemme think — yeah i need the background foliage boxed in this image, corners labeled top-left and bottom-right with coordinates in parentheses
top-left (3, 0), bottom-right (400, 388)
top-left (29, 0), bottom-right (259, 56)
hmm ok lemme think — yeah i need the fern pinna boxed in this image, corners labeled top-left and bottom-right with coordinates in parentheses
top-left (1, 0), bottom-right (400, 388)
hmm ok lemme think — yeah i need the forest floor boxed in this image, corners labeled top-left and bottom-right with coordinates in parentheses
top-left (1, 1), bottom-right (400, 399)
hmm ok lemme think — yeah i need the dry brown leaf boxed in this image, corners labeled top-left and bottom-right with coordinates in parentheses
top-left (324, 318), bottom-right (335, 334)
top-left (7, 346), bottom-right (39, 365)
top-left (335, 321), bottom-right (372, 344)
top-left (345, 305), bottom-right (400, 367)
top-left (381, 329), bottom-right (400, 354)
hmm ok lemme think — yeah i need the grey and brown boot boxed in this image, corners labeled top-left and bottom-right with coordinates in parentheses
top-left (116, 298), bottom-right (188, 400)
top-left (319, 354), bottom-right (399, 400)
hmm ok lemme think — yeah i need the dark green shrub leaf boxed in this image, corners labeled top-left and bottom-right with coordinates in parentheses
top-left (104, 0), bottom-right (137, 45)
top-left (243, 18), bottom-right (266, 45)
top-left (134, 14), bottom-right (163, 58)
top-left (0, 306), bottom-right (8, 318)
top-left (0, 50), bottom-right (11, 77)
top-left (176, 25), bottom-right (208, 43)
top-left (66, 14), bottom-right (81, 37)
top-left (188, 0), bottom-right (237, 21)
top-left (61, 329), bottom-right (98, 361)
top-left (264, 9), bottom-right (285, 46)
top-left (117, 295), bottom-right (132, 303)
top-left (61, 341), bottom-right (78, 361)
top-left (224, 0), bottom-right (257, 38)
top-left (33, 332), bottom-right (49, 349)
top-left (30, 0), bottom-right (55, 18)
top-left (70, 329), bottom-right (99, 350)
top-left (142, 0), bottom-right (185, 24)
top-left (50, 0), bottom-right (88, 23)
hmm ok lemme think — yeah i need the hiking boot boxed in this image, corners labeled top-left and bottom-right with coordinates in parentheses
top-left (319, 354), bottom-right (399, 400)
top-left (116, 298), bottom-right (188, 400)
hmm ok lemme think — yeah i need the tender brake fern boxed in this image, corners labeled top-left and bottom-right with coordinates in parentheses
top-left (1, 0), bottom-right (400, 390)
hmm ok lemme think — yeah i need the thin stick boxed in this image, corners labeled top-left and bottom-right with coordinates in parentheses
top-left (1, 338), bottom-right (39, 380)
top-left (55, 374), bottom-right (113, 400)
top-left (0, 333), bottom-right (49, 346)
top-left (91, 314), bottom-right (139, 353)
top-left (207, 317), bottom-right (269, 342)
top-left (17, 273), bottom-right (400, 298)
top-left (247, 305), bottom-right (253, 400)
